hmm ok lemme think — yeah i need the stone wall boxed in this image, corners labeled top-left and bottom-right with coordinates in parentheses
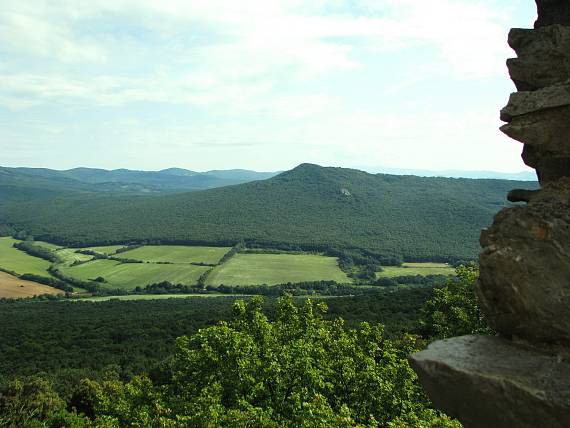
top-left (409, 1), bottom-right (570, 426)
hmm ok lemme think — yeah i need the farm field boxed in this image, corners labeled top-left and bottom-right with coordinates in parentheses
top-left (84, 293), bottom-right (247, 301)
top-left (206, 253), bottom-right (350, 286)
top-left (376, 262), bottom-right (455, 278)
top-left (117, 245), bottom-right (232, 264)
top-left (0, 237), bottom-right (53, 278)
top-left (0, 271), bottom-right (62, 298)
top-left (33, 241), bottom-right (63, 251)
top-left (83, 245), bottom-right (126, 255)
top-left (60, 259), bottom-right (210, 290)
top-left (55, 248), bottom-right (93, 264)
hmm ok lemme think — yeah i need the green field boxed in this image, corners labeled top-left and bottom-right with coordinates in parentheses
top-left (83, 245), bottom-right (126, 255)
top-left (0, 237), bottom-right (53, 278)
top-left (55, 248), bottom-right (93, 264)
top-left (206, 253), bottom-right (350, 286)
top-left (376, 262), bottom-right (455, 278)
top-left (34, 241), bottom-right (63, 251)
top-left (60, 259), bottom-right (210, 290)
top-left (117, 245), bottom-right (231, 264)
top-left (84, 294), bottom-right (246, 302)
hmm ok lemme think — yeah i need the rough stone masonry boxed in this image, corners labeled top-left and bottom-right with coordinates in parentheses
top-left (409, 1), bottom-right (570, 427)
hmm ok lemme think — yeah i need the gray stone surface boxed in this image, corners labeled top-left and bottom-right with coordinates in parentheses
top-left (522, 145), bottom-right (570, 183)
top-left (478, 179), bottom-right (570, 345)
top-left (500, 104), bottom-right (570, 181)
top-left (508, 26), bottom-right (570, 91)
top-left (535, 0), bottom-right (570, 28)
top-left (500, 103), bottom-right (570, 150)
top-left (501, 84), bottom-right (570, 121)
top-left (410, 335), bottom-right (570, 428)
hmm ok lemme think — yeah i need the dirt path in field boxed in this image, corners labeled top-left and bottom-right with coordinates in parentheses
top-left (0, 271), bottom-right (63, 298)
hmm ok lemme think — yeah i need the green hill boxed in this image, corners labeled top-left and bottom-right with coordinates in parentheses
top-left (0, 166), bottom-right (277, 195)
top-left (0, 164), bottom-right (537, 260)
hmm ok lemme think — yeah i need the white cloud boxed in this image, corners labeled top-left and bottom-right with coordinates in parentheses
top-left (0, 0), bottom-right (534, 172)
top-left (0, 0), bottom-right (517, 108)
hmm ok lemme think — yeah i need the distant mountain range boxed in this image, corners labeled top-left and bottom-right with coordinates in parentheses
top-left (0, 166), bottom-right (278, 194)
top-left (358, 166), bottom-right (537, 181)
top-left (0, 163), bottom-right (539, 260)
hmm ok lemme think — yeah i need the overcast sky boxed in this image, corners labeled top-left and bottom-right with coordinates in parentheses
top-left (0, 0), bottom-right (536, 172)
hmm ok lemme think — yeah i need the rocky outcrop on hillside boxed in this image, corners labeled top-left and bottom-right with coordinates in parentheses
top-left (410, 1), bottom-right (570, 426)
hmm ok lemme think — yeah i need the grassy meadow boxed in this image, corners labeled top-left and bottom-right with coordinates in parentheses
top-left (0, 237), bottom-right (53, 278)
top-left (55, 248), bottom-right (93, 264)
top-left (85, 293), bottom-right (246, 302)
top-left (206, 253), bottom-right (349, 286)
top-left (376, 262), bottom-right (455, 278)
top-left (0, 238), bottom-right (455, 298)
top-left (60, 259), bottom-right (210, 290)
top-left (83, 245), bottom-right (126, 255)
top-left (117, 245), bottom-right (232, 264)
top-left (33, 241), bottom-right (63, 251)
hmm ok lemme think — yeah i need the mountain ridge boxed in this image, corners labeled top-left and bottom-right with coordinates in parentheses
top-left (0, 166), bottom-right (279, 194)
top-left (0, 163), bottom-right (539, 260)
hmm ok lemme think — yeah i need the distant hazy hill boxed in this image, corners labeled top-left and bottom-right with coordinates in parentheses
top-left (0, 166), bottom-right (278, 194)
top-left (0, 164), bottom-right (538, 260)
top-left (360, 166), bottom-right (537, 181)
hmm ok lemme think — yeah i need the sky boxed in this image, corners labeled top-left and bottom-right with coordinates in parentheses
top-left (0, 0), bottom-right (537, 173)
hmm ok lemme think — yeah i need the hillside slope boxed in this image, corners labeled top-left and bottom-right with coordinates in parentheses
top-left (0, 164), bottom-right (537, 260)
top-left (0, 166), bottom-right (277, 194)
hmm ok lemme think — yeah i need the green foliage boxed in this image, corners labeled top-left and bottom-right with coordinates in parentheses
top-left (0, 289), bottom-right (471, 426)
top-left (0, 164), bottom-right (536, 260)
top-left (165, 295), bottom-right (440, 426)
top-left (57, 296), bottom-right (456, 427)
top-left (13, 240), bottom-right (60, 263)
top-left (0, 376), bottom-right (88, 427)
top-left (420, 265), bottom-right (492, 339)
top-left (0, 288), bottom-right (434, 399)
top-left (71, 375), bottom-right (169, 427)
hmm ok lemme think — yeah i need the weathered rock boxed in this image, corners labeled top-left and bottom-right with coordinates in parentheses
top-left (478, 178), bottom-right (570, 345)
top-left (508, 26), bottom-right (570, 91)
top-left (507, 188), bottom-right (540, 203)
top-left (523, 145), bottom-right (570, 183)
top-left (501, 84), bottom-right (570, 121)
top-left (500, 98), bottom-right (570, 148)
top-left (410, 335), bottom-right (570, 428)
top-left (500, 104), bottom-right (570, 181)
top-left (535, 0), bottom-right (570, 28)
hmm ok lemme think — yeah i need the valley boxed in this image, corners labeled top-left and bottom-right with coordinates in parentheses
top-left (0, 235), bottom-right (457, 299)
top-left (0, 164), bottom-right (507, 426)
top-left (0, 164), bottom-right (530, 299)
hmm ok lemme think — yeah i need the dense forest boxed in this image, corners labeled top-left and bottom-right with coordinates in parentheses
top-left (0, 287), bottom-right (434, 395)
top-left (0, 164), bottom-right (536, 261)
top-left (0, 267), bottom-right (485, 426)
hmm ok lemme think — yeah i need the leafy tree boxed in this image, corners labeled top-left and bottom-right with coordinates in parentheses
top-left (0, 376), bottom-right (88, 427)
top-left (0, 295), bottom-right (464, 426)
top-left (420, 265), bottom-right (492, 339)
top-left (165, 295), bottom-right (455, 427)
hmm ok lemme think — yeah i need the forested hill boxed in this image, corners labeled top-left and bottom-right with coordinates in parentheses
top-left (0, 163), bottom-right (537, 260)
top-left (0, 166), bottom-right (277, 194)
